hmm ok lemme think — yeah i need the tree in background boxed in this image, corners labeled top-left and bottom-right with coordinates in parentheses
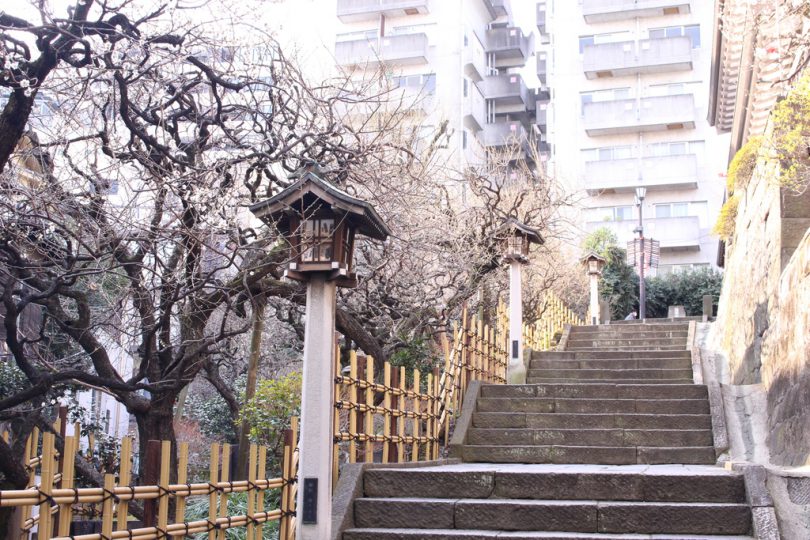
top-left (583, 228), bottom-right (723, 318)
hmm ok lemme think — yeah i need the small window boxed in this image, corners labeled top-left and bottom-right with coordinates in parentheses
top-left (616, 206), bottom-right (633, 221)
top-left (655, 205), bottom-right (671, 218)
top-left (649, 28), bottom-right (665, 39)
top-left (463, 78), bottom-right (468, 98)
top-left (579, 35), bottom-right (594, 53)
top-left (685, 25), bottom-right (700, 48)
top-left (462, 130), bottom-right (468, 150)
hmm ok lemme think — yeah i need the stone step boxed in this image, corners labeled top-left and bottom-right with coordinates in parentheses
top-left (573, 322), bottom-right (690, 331)
top-left (476, 398), bottom-right (710, 415)
top-left (362, 467), bottom-right (747, 502)
top-left (533, 351), bottom-right (692, 360)
top-left (569, 330), bottom-right (689, 339)
top-left (526, 378), bottom-right (694, 386)
top-left (472, 412), bottom-right (713, 430)
top-left (344, 529), bottom-right (754, 540)
top-left (529, 358), bottom-right (692, 370)
top-left (566, 345), bottom-right (687, 352)
top-left (466, 428), bottom-right (713, 447)
top-left (567, 337), bottom-right (687, 345)
top-left (526, 368), bottom-right (694, 380)
top-left (460, 445), bottom-right (717, 465)
top-left (610, 318), bottom-right (701, 324)
top-left (352, 498), bottom-right (748, 534)
top-left (480, 384), bottom-right (707, 400)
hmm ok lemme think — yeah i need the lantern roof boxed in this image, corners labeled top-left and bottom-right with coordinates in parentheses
top-left (496, 217), bottom-right (544, 245)
top-left (580, 251), bottom-right (607, 264)
top-left (249, 167), bottom-right (390, 241)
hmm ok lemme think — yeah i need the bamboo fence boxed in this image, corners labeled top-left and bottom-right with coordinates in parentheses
top-left (332, 301), bottom-right (509, 471)
top-left (523, 291), bottom-right (584, 351)
top-left (0, 418), bottom-right (299, 540)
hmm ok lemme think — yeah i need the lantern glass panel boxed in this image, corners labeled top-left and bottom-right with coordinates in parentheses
top-left (507, 235), bottom-right (523, 257)
top-left (589, 260), bottom-right (598, 273)
top-left (301, 218), bottom-right (335, 262)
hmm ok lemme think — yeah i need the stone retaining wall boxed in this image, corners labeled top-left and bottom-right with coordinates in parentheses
top-left (713, 153), bottom-right (810, 466)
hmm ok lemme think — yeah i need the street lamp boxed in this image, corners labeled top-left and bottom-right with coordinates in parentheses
top-left (635, 186), bottom-right (647, 320)
top-left (581, 251), bottom-right (606, 325)
top-left (496, 217), bottom-right (543, 384)
top-left (250, 164), bottom-right (389, 540)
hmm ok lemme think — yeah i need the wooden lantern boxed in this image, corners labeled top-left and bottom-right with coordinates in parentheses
top-left (581, 251), bottom-right (607, 276)
top-left (497, 217), bottom-right (543, 263)
top-left (249, 165), bottom-right (389, 287)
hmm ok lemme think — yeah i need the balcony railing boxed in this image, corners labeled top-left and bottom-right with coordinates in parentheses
top-left (484, 27), bottom-right (531, 69)
top-left (537, 53), bottom-right (547, 85)
top-left (583, 94), bottom-right (696, 136)
top-left (585, 216), bottom-right (701, 251)
top-left (537, 2), bottom-right (548, 36)
top-left (482, 0), bottom-right (510, 19)
top-left (463, 34), bottom-right (487, 82)
top-left (535, 89), bottom-right (550, 133)
top-left (584, 36), bottom-right (692, 79)
top-left (335, 33), bottom-right (429, 67)
top-left (463, 85), bottom-right (486, 132)
top-left (582, 0), bottom-right (691, 23)
top-left (476, 74), bottom-right (532, 109)
top-left (337, 0), bottom-right (429, 22)
top-left (480, 122), bottom-right (528, 147)
top-left (583, 154), bottom-right (699, 195)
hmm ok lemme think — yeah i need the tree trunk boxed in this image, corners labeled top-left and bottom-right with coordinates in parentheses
top-left (134, 396), bottom-right (178, 482)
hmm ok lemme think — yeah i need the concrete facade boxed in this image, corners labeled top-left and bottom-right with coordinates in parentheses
top-left (540, 0), bottom-right (728, 275)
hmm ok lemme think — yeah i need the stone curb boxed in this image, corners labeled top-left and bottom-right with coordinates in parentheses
top-left (330, 458), bottom-right (461, 540)
top-left (731, 463), bottom-right (782, 539)
top-left (448, 380), bottom-right (483, 458)
top-left (557, 324), bottom-right (573, 351)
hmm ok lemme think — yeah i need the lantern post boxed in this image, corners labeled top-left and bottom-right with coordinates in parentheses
top-left (635, 186), bottom-right (647, 320)
top-left (250, 165), bottom-right (389, 540)
top-left (581, 252), bottom-right (606, 325)
top-left (496, 218), bottom-right (543, 384)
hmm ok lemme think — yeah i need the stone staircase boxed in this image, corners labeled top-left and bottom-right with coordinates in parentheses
top-left (341, 321), bottom-right (766, 539)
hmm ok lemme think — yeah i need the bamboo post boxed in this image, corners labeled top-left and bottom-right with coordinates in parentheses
top-left (256, 445), bottom-right (267, 539)
top-left (175, 442), bottom-right (189, 528)
top-left (216, 443), bottom-right (231, 540)
top-left (348, 352), bottom-right (358, 463)
top-left (38, 432), bottom-right (55, 540)
top-left (382, 362), bottom-right (391, 464)
top-left (432, 367), bottom-right (440, 459)
top-left (279, 434), bottom-right (292, 540)
top-left (426, 370), bottom-right (434, 460)
top-left (157, 440), bottom-right (171, 535)
top-left (57, 435), bottom-right (77, 536)
top-left (100, 474), bottom-right (115, 540)
top-left (115, 436), bottom-right (132, 532)
top-left (388, 368), bottom-right (399, 463)
top-left (412, 369), bottom-right (420, 462)
top-left (246, 443), bottom-right (257, 540)
top-left (397, 366), bottom-right (405, 463)
top-left (364, 355), bottom-right (374, 463)
top-left (208, 443), bottom-right (220, 540)
top-left (332, 334), bottom-right (341, 491)
top-left (458, 311), bottom-right (469, 409)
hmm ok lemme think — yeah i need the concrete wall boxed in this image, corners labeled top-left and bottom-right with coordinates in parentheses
top-left (711, 153), bottom-right (810, 467)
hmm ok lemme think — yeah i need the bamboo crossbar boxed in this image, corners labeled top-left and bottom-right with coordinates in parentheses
top-left (3, 417), bottom-right (300, 540)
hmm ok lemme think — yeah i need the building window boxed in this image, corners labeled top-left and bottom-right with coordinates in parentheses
top-left (578, 35), bottom-right (594, 53)
top-left (392, 73), bottom-right (436, 95)
top-left (654, 201), bottom-right (709, 226)
top-left (649, 24), bottom-right (700, 48)
top-left (590, 205), bottom-right (634, 222)
top-left (462, 130), bottom-right (467, 150)
top-left (580, 88), bottom-right (631, 113)
top-left (463, 78), bottom-right (468, 98)
top-left (581, 145), bottom-right (634, 162)
top-left (645, 140), bottom-right (705, 158)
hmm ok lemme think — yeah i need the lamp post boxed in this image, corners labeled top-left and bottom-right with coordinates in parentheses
top-left (496, 218), bottom-right (543, 384)
top-left (634, 186), bottom-right (647, 320)
top-left (250, 165), bottom-right (389, 540)
top-left (581, 252), bottom-right (606, 325)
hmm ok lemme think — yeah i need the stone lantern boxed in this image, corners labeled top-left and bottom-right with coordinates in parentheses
top-left (581, 251), bottom-right (606, 325)
top-left (496, 218), bottom-right (543, 384)
top-left (250, 165), bottom-right (389, 540)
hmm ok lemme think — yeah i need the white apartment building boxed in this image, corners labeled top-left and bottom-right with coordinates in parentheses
top-left (539, 0), bottom-right (729, 274)
top-left (332, 0), bottom-right (548, 174)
